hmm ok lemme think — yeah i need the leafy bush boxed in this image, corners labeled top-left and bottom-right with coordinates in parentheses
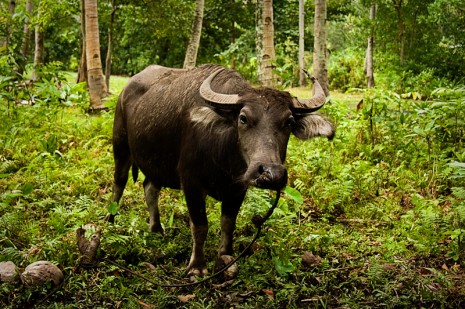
top-left (376, 65), bottom-right (451, 98)
top-left (273, 38), bottom-right (301, 89)
top-left (328, 48), bottom-right (365, 91)
top-left (215, 29), bottom-right (258, 83)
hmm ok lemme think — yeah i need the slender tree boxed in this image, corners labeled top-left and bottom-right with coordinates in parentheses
top-left (260, 0), bottom-right (276, 87)
top-left (298, 0), bottom-right (306, 86)
top-left (229, 3), bottom-right (237, 69)
top-left (85, 0), bottom-right (107, 109)
top-left (105, 0), bottom-right (116, 90)
top-left (312, 0), bottom-right (329, 95)
top-left (183, 0), bottom-right (204, 69)
top-left (21, 0), bottom-right (33, 58)
top-left (31, 2), bottom-right (44, 82)
top-left (393, 0), bottom-right (405, 66)
top-left (77, 0), bottom-right (87, 83)
top-left (365, 3), bottom-right (376, 88)
top-left (255, 0), bottom-right (263, 80)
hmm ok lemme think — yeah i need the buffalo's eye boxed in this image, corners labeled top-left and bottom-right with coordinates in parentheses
top-left (286, 116), bottom-right (296, 128)
top-left (239, 114), bottom-right (248, 125)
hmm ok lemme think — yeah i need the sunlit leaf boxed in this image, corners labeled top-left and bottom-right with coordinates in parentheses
top-left (273, 256), bottom-right (296, 277)
top-left (108, 201), bottom-right (118, 215)
top-left (283, 186), bottom-right (303, 204)
top-left (22, 183), bottom-right (33, 195)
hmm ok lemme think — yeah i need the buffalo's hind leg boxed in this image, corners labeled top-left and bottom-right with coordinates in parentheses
top-left (111, 99), bottom-right (132, 222)
top-left (143, 179), bottom-right (164, 234)
top-left (110, 145), bottom-right (132, 222)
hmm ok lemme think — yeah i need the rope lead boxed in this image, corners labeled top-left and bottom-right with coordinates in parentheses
top-left (103, 189), bottom-right (282, 288)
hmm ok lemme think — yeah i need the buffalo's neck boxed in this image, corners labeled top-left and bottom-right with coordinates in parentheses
top-left (178, 125), bottom-right (248, 200)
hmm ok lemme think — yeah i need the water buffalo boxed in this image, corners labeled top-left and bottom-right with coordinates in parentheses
top-left (111, 64), bottom-right (334, 278)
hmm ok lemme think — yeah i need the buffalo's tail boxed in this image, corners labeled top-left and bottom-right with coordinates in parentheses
top-left (132, 164), bottom-right (139, 183)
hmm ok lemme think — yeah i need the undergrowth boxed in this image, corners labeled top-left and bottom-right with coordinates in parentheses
top-left (0, 72), bottom-right (464, 308)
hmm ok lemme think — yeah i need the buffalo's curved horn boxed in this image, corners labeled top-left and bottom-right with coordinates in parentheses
top-left (292, 71), bottom-right (326, 114)
top-left (199, 69), bottom-right (241, 108)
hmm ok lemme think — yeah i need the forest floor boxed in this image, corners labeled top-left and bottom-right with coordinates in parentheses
top-left (1, 75), bottom-right (465, 308)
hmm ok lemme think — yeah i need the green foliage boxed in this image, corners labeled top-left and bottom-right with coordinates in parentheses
top-left (273, 38), bottom-right (304, 89)
top-left (0, 58), bottom-right (88, 113)
top-left (328, 48), bottom-right (365, 91)
top-left (2, 0), bottom-right (465, 301)
top-left (3, 0), bottom-right (465, 95)
top-left (1, 75), bottom-right (465, 307)
top-left (215, 29), bottom-right (258, 82)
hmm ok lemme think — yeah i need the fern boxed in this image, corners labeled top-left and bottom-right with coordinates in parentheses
top-left (452, 187), bottom-right (465, 199)
top-left (454, 204), bottom-right (465, 224)
top-left (0, 246), bottom-right (23, 262)
top-left (293, 178), bottom-right (305, 192)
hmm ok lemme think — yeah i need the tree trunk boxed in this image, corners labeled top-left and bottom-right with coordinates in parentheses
top-left (105, 0), bottom-right (116, 91)
top-left (298, 0), bottom-right (306, 86)
top-left (230, 13), bottom-right (236, 69)
top-left (31, 4), bottom-right (44, 82)
top-left (85, 0), bottom-right (107, 110)
top-left (366, 3), bottom-right (376, 88)
top-left (255, 0), bottom-right (263, 81)
top-left (77, 0), bottom-right (87, 84)
top-left (31, 26), bottom-right (44, 82)
top-left (21, 0), bottom-right (33, 58)
top-left (312, 0), bottom-right (329, 96)
top-left (183, 0), bottom-right (204, 69)
top-left (393, 0), bottom-right (405, 66)
top-left (260, 0), bottom-right (276, 87)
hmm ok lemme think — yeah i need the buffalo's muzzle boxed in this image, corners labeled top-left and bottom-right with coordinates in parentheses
top-left (254, 164), bottom-right (288, 190)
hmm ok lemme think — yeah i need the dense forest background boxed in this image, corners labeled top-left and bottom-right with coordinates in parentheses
top-left (2, 0), bottom-right (465, 90)
top-left (1, 0), bottom-right (465, 307)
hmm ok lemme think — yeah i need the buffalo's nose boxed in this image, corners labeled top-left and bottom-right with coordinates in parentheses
top-left (255, 164), bottom-right (288, 189)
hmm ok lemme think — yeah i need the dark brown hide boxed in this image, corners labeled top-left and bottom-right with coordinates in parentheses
top-left (112, 64), bottom-right (334, 278)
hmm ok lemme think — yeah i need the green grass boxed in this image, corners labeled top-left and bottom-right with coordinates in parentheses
top-left (1, 75), bottom-right (465, 308)
top-left (288, 87), bottom-right (364, 110)
top-left (107, 75), bottom-right (130, 95)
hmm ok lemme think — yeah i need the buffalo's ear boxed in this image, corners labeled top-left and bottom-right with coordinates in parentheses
top-left (292, 113), bottom-right (335, 140)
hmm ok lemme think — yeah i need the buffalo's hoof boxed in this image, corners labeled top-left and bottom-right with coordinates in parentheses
top-left (106, 213), bottom-right (116, 223)
top-left (187, 267), bottom-right (208, 282)
top-left (215, 255), bottom-right (238, 281)
top-left (149, 223), bottom-right (164, 235)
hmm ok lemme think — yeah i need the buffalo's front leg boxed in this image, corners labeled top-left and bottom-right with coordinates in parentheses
top-left (184, 188), bottom-right (208, 279)
top-left (143, 179), bottom-right (163, 234)
top-left (214, 192), bottom-right (245, 280)
top-left (219, 192), bottom-right (246, 257)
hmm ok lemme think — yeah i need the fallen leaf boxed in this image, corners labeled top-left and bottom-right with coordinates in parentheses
top-left (301, 251), bottom-right (322, 267)
top-left (137, 300), bottom-right (154, 308)
top-left (142, 262), bottom-right (156, 272)
top-left (178, 294), bottom-right (195, 302)
top-left (262, 289), bottom-right (274, 300)
top-left (382, 263), bottom-right (396, 272)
